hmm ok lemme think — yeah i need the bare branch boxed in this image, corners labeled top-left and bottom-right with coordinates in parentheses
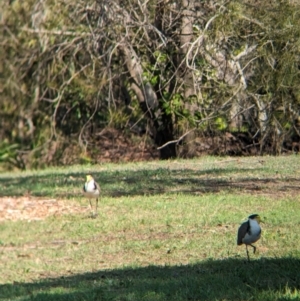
top-left (184, 14), bottom-right (219, 71)
top-left (157, 129), bottom-right (195, 150)
top-left (21, 27), bottom-right (91, 36)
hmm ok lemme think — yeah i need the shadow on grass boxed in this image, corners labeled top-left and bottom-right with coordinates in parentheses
top-left (0, 166), bottom-right (300, 199)
top-left (1, 257), bottom-right (300, 301)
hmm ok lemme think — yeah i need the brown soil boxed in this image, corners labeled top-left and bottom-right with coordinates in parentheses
top-left (57, 128), bottom-right (159, 166)
top-left (77, 129), bottom-right (298, 164)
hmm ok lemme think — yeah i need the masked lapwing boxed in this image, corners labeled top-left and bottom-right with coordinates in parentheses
top-left (237, 214), bottom-right (261, 261)
top-left (83, 175), bottom-right (101, 217)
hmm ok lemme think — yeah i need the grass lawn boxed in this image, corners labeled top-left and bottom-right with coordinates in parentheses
top-left (0, 156), bottom-right (300, 300)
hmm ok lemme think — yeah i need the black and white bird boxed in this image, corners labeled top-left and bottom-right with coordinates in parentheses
top-left (83, 175), bottom-right (101, 217)
top-left (237, 214), bottom-right (262, 261)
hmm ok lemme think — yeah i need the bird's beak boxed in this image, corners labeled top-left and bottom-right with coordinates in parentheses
top-left (258, 217), bottom-right (264, 223)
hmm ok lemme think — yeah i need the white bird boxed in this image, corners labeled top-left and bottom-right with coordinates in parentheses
top-left (83, 175), bottom-right (100, 217)
top-left (237, 214), bottom-right (262, 261)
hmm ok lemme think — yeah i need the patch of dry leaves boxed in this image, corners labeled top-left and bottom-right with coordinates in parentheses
top-left (0, 197), bottom-right (88, 222)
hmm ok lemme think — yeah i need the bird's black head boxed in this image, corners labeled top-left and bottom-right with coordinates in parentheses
top-left (248, 214), bottom-right (260, 220)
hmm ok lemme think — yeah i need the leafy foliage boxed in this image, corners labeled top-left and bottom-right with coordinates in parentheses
top-left (1, 0), bottom-right (300, 168)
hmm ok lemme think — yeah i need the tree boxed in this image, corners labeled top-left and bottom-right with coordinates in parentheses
top-left (1, 0), bottom-right (300, 169)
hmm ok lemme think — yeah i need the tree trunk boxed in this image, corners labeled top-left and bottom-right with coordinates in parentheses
top-left (120, 43), bottom-right (176, 159)
top-left (179, 0), bottom-right (197, 157)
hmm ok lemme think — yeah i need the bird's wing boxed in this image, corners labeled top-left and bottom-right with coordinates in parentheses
top-left (94, 181), bottom-right (101, 192)
top-left (237, 220), bottom-right (250, 245)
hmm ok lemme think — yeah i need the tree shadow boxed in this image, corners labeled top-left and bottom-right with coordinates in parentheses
top-left (0, 168), bottom-right (300, 198)
top-left (1, 257), bottom-right (299, 301)
top-left (0, 166), bottom-right (299, 199)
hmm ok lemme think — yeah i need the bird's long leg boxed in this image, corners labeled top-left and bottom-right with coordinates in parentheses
top-left (250, 244), bottom-right (256, 254)
top-left (88, 199), bottom-right (96, 218)
top-left (246, 245), bottom-right (250, 262)
top-left (95, 198), bottom-right (98, 216)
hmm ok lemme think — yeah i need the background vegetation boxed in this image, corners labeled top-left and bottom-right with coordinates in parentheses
top-left (1, 0), bottom-right (300, 170)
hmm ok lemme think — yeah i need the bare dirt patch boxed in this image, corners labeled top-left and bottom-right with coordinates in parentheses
top-left (0, 197), bottom-right (88, 222)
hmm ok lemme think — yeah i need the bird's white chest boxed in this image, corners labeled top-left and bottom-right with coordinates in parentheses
top-left (84, 180), bottom-right (99, 197)
top-left (242, 219), bottom-right (261, 244)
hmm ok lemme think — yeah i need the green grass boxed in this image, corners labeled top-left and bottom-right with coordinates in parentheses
top-left (0, 156), bottom-right (300, 300)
